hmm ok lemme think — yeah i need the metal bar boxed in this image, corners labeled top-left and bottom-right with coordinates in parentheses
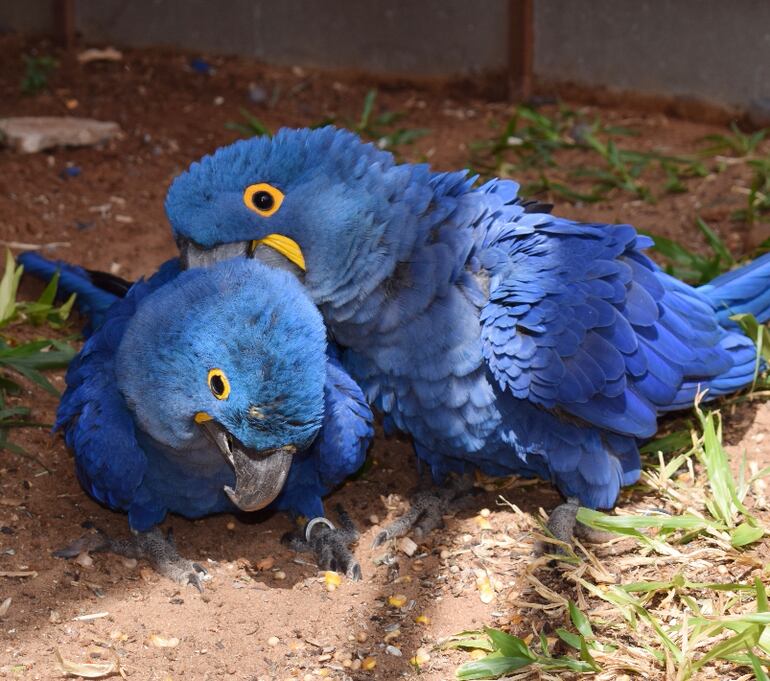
top-left (508, 0), bottom-right (534, 101)
top-left (54, 0), bottom-right (76, 49)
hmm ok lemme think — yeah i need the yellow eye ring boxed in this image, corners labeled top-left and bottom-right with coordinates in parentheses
top-left (243, 183), bottom-right (284, 217)
top-left (207, 368), bottom-right (231, 400)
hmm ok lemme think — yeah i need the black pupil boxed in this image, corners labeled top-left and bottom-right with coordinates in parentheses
top-left (210, 374), bottom-right (225, 396)
top-left (253, 190), bottom-right (274, 211)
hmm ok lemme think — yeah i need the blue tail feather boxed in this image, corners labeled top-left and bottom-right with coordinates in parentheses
top-left (17, 252), bottom-right (118, 333)
top-left (699, 252), bottom-right (770, 327)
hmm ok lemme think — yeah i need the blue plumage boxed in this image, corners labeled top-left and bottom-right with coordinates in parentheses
top-left (20, 253), bottom-right (372, 532)
top-left (161, 126), bottom-right (770, 510)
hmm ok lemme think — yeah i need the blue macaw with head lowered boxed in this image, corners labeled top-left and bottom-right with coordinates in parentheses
top-left (19, 253), bottom-right (373, 583)
top-left (163, 126), bottom-right (770, 544)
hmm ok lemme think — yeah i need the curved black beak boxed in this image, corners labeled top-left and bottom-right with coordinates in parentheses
top-left (177, 236), bottom-right (304, 280)
top-left (197, 419), bottom-right (295, 512)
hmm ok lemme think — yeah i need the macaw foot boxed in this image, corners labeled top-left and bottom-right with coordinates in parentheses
top-left (541, 498), bottom-right (613, 553)
top-left (372, 474), bottom-right (476, 548)
top-left (54, 523), bottom-right (209, 591)
top-left (283, 505), bottom-right (361, 580)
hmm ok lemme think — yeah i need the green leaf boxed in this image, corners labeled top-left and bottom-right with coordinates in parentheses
top-left (568, 601), bottom-right (593, 639)
top-left (358, 89), bottom-right (377, 131)
top-left (731, 521), bottom-right (765, 547)
top-left (484, 628), bottom-right (534, 660)
top-left (0, 250), bottom-right (22, 326)
top-left (747, 649), bottom-right (770, 681)
top-left (455, 654), bottom-right (533, 680)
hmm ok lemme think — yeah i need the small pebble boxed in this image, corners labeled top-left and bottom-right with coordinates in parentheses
top-left (351, 658), bottom-right (362, 671)
top-left (226, 521), bottom-right (235, 531)
top-left (248, 83), bottom-right (268, 104)
top-left (274, 570), bottom-right (287, 580)
top-left (267, 636), bottom-right (280, 647)
top-left (255, 556), bottom-right (275, 571)
top-left (479, 508), bottom-right (491, 517)
top-left (383, 629), bottom-right (400, 643)
top-left (75, 552), bottom-right (93, 568)
top-left (385, 645), bottom-right (402, 657)
top-left (439, 549), bottom-right (450, 560)
top-left (368, 514), bottom-right (379, 525)
top-left (356, 631), bottom-right (368, 643)
top-left (398, 537), bottom-right (418, 557)
top-left (121, 558), bottom-right (137, 569)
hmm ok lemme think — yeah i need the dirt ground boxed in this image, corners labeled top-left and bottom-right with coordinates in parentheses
top-left (1, 34), bottom-right (769, 681)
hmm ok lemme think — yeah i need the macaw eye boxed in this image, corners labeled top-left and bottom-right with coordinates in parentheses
top-left (243, 183), bottom-right (284, 217)
top-left (207, 368), bottom-right (231, 400)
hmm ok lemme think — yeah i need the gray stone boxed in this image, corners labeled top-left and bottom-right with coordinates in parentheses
top-left (0, 117), bottom-right (121, 154)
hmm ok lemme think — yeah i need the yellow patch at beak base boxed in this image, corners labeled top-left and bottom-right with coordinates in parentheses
top-left (194, 412), bottom-right (213, 423)
top-left (250, 234), bottom-right (306, 271)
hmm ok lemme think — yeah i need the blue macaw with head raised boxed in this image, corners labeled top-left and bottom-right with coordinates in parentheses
top-left (163, 126), bottom-right (770, 544)
top-left (19, 253), bottom-right (372, 584)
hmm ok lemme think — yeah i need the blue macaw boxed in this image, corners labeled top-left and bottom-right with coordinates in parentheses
top-left (19, 252), bottom-right (373, 582)
top-left (163, 126), bottom-right (770, 542)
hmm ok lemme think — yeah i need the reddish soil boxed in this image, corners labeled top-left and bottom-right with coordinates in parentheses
top-left (0, 34), bottom-right (769, 681)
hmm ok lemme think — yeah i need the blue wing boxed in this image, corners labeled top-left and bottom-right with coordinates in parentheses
top-left (55, 273), bottom-right (175, 530)
top-left (272, 346), bottom-right (373, 519)
top-left (475, 180), bottom-right (756, 439)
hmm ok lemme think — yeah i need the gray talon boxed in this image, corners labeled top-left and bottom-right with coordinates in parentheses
top-left (54, 525), bottom-right (209, 590)
top-left (286, 505), bottom-right (361, 580)
top-left (539, 497), bottom-right (613, 555)
top-left (373, 474), bottom-right (475, 547)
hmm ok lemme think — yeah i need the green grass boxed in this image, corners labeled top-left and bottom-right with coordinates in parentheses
top-left (21, 54), bottom-right (57, 95)
top-left (453, 398), bottom-right (770, 679)
top-left (0, 250), bottom-right (77, 464)
top-left (224, 108), bottom-right (272, 138)
top-left (471, 104), bottom-right (707, 205)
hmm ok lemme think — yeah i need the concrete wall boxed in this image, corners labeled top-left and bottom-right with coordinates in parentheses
top-left (534, 0), bottom-right (770, 108)
top-left (2, 1), bottom-right (769, 109)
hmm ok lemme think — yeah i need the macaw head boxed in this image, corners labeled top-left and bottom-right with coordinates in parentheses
top-left (165, 126), bottom-right (429, 308)
top-left (115, 258), bottom-right (326, 512)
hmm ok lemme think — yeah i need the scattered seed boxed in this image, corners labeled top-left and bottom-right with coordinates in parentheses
top-left (410, 647), bottom-right (431, 666)
top-left (474, 516), bottom-right (492, 530)
top-left (479, 508), bottom-right (491, 517)
top-left (383, 629), bottom-right (400, 643)
top-left (414, 614), bottom-right (430, 625)
top-left (255, 556), bottom-right (275, 571)
top-left (273, 570), bottom-right (287, 580)
top-left (361, 656), bottom-right (377, 670)
top-left (226, 521), bottom-right (236, 531)
top-left (368, 514), bottom-right (380, 525)
top-left (356, 631), bottom-right (368, 643)
top-left (387, 594), bottom-right (407, 608)
top-left (267, 636), bottom-right (280, 647)
top-left (476, 574), bottom-right (495, 604)
top-left (439, 549), bottom-right (450, 560)
top-left (324, 571), bottom-right (341, 591)
top-left (148, 634), bottom-right (180, 648)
